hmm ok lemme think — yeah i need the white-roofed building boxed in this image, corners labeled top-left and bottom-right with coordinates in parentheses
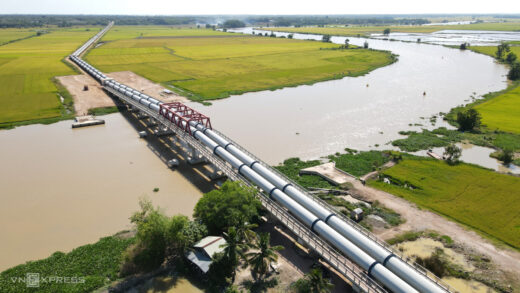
top-left (186, 236), bottom-right (227, 274)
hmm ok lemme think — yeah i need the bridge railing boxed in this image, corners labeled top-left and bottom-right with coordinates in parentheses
top-left (210, 129), bottom-right (452, 292)
top-left (103, 86), bottom-right (388, 293)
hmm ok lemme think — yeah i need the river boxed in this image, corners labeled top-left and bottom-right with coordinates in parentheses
top-left (0, 113), bottom-right (213, 271)
top-left (0, 27), bottom-right (513, 271)
top-left (191, 28), bottom-right (508, 167)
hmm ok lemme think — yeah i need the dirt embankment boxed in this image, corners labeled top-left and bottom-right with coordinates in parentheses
top-left (350, 181), bottom-right (520, 277)
top-left (58, 69), bottom-right (188, 116)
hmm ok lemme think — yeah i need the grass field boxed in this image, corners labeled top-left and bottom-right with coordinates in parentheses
top-left (474, 83), bottom-right (520, 134)
top-left (86, 27), bottom-right (395, 102)
top-left (369, 157), bottom-right (520, 249)
top-left (469, 45), bottom-right (520, 58)
top-left (0, 27), bottom-right (101, 125)
top-left (0, 28), bottom-right (36, 45)
top-left (266, 22), bottom-right (520, 37)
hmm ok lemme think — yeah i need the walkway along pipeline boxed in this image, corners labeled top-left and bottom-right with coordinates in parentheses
top-left (69, 22), bottom-right (451, 293)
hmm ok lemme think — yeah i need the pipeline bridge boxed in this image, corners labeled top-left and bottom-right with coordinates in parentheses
top-left (70, 22), bottom-right (454, 293)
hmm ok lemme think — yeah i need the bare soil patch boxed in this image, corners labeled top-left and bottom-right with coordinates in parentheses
top-left (107, 71), bottom-right (188, 104)
top-left (57, 71), bottom-right (188, 116)
top-left (56, 74), bottom-right (114, 116)
top-left (349, 180), bottom-right (520, 284)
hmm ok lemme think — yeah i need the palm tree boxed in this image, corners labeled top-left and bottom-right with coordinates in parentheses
top-left (221, 227), bottom-right (249, 281)
top-left (307, 268), bottom-right (334, 293)
top-left (236, 221), bottom-right (258, 243)
top-left (245, 232), bottom-right (284, 280)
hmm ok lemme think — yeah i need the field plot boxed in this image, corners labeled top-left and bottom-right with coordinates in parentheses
top-left (474, 83), bottom-right (520, 134)
top-left (369, 157), bottom-right (520, 249)
top-left (87, 27), bottom-right (394, 101)
top-left (470, 45), bottom-right (520, 58)
top-left (0, 27), bottom-right (100, 125)
top-left (267, 22), bottom-right (520, 37)
top-left (0, 28), bottom-right (36, 45)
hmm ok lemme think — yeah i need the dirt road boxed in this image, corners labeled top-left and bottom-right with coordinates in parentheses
top-left (350, 180), bottom-right (520, 275)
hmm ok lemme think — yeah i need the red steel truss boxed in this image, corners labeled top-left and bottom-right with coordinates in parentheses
top-left (159, 102), bottom-right (212, 135)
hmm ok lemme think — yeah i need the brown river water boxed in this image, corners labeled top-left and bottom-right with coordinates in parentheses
top-left (193, 28), bottom-right (508, 165)
top-left (0, 30), bottom-right (513, 276)
top-left (0, 113), bottom-right (215, 271)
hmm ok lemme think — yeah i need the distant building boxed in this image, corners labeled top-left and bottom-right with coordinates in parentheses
top-left (186, 236), bottom-right (226, 274)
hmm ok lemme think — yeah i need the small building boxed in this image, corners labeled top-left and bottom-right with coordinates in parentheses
top-left (351, 208), bottom-right (364, 222)
top-left (186, 236), bottom-right (226, 274)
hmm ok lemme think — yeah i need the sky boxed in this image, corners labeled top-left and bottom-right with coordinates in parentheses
top-left (2, 0), bottom-right (520, 15)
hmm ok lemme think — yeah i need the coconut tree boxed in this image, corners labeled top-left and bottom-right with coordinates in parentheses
top-left (307, 268), bottom-right (334, 293)
top-left (221, 226), bottom-right (249, 282)
top-left (245, 232), bottom-right (284, 280)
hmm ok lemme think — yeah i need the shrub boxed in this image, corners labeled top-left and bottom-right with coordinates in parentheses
top-left (456, 108), bottom-right (481, 131)
top-left (508, 62), bottom-right (520, 81)
top-left (194, 181), bottom-right (261, 234)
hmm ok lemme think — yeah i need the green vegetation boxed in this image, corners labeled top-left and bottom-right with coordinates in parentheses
top-left (387, 231), bottom-right (423, 245)
top-left (87, 106), bottom-right (119, 116)
top-left (473, 83), bottom-right (520, 133)
top-left (369, 156), bottom-right (520, 249)
top-left (443, 144), bottom-right (462, 165)
top-left (0, 234), bottom-right (134, 293)
top-left (275, 150), bottom-right (391, 190)
top-left (245, 233), bottom-right (284, 281)
top-left (469, 45), bottom-right (520, 58)
top-left (86, 26), bottom-right (395, 102)
top-left (194, 181), bottom-right (261, 234)
top-left (0, 28), bottom-right (39, 45)
top-left (392, 126), bottom-right (520, 153)
top-left (392, 128), bottom-right (461, 152)
top-left (328, 149), bottom-right (391, 176)
top-left (456, 108), bottom-right (481, 131)
top-left (223, 19), bottom-right (246, 28)
top-left (291, 268), bottom-right (334, 293)
top-left (121, 198), bottom-right (207, 274)
top-left (274, 158), bottom-right (335, 189)
top-left (266, 21), bottom-right (520, 37)
top-left (0, 27), bottom-right (101, 125)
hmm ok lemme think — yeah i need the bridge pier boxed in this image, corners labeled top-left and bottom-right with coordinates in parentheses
top-left (144, 117), bottom-right (158, 127)
top-left (127, 105), bottom-right (139, 113)
top-left (154, 126), bottom-right (173, 137)
top-left (136, 112), bottom-right (149, 119)
top-left (207, 165), bottom-right (225, 180)
top-left (187, 148), bottom-right (206, 165)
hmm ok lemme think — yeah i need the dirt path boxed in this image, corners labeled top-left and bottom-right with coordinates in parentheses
top-left (350, 180), bottom-right (520, 275)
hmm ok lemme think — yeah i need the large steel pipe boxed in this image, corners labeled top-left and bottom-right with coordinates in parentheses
top-left (161, 113), bottom-right (418, 292)
top-left (190, 124), bottom-right (446, 293)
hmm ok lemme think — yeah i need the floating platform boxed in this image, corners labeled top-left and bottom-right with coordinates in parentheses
top-left (71, 115), bottom-right (105, 128)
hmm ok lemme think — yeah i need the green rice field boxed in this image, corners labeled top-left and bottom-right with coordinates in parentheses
top-left (0, 27), bottom-right (101, 125)
top-left (86, 26), bottom-right (395, 101)
top-left (369, 157), bottom-right (520, 249)
top-left (469, 45), bottom-right (520, 58)
top-left (0, 28), bottom-right (36, 45)
top-left (474, 83), bottom-right (520, 134)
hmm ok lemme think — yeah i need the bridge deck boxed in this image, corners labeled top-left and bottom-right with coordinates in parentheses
top-left (104, 86), bottom-right (387, 293)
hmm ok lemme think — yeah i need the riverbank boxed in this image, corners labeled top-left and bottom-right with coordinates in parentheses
top-left (272, 149), bottom-right (520, 291)
top-left (0, 27), bottom-right (103, 127)
top-left (85, 27), bottom-right (396, 104)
